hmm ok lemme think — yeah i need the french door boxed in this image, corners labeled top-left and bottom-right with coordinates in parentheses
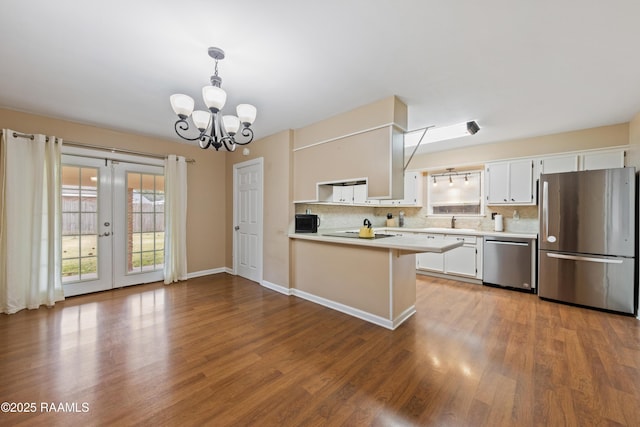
top-left (61, 155), bottom-right (164, 296)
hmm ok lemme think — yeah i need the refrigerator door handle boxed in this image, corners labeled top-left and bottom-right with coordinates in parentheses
top-left (542, 181), bottom-right (556, 243)
top-left (546, 252), bottom-right (624, 264)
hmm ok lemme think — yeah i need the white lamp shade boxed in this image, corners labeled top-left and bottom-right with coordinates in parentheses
top-left (236, 104), bottom-right (257, 125)
top-left (222, 115), bottom-right (240, 135)
top-left (192, 110), bottom-right (211, 131)
top-left (202, 86), bottom-right (227, 111)
top-left (170, 94), bottom-right (194, 118)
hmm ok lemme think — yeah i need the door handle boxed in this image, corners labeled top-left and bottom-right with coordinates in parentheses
top-left (234, 226), bottom-right (240, 231)
top-left (98, 232), bottom-right (111, 237)
top-left (542, 181), bottom-right (556, 243)
top-left (546, 253), bottom-right (623, 264)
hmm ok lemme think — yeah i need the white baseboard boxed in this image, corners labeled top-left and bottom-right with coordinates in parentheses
top-left (417, 269), bottom-right (482, 285)
top-left (184, 271), bottom-right (416, 330)
top-left (186, 268), bottom-right (227, 279)
top-left (290, 289), bottom-right (414, 330)
top-left (261, 280), bottom-right (292, 295)
top-left (393, 305), bottom-right (416, 329)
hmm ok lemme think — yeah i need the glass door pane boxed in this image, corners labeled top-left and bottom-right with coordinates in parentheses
top-left (61, 166), bottom-right (99, 282)
top-left (126, 172), bottom-right (164, 274)
top-left (60, 155), bottom-right (113, 296)
top-left (113, 162), bottom-right (164, 287)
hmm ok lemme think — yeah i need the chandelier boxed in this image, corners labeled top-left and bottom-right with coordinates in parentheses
top-left (169, 47), bottom-right (257, 151)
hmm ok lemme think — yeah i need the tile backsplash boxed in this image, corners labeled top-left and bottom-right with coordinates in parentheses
top-left (295, 203), bottom-right (539, 234)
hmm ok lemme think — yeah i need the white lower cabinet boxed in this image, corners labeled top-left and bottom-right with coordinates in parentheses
top-left (444, 240), bottom-right (477, 277)
top-left (417, 234), bottom-right (482, 280)
top-left (416, 234), bottom-right (445, 271)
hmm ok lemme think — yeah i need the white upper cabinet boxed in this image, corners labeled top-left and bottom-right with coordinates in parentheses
top-left (537, 149), bottom-right (625, 177)
top-left (402, 171), bottom-right (421, 205)
top-left (538, 155), bottom-right (579, 175)
top-left (332, 185), bottom-right (354, 203)
top-left (485, 160), bottom-right (534, 205)
top-left (328, 183), bottom-right (378, 205)
top-left (380, 171), bottom-right (423, 206)
top-left (581, 150), bottom-right (624, 171)
top-left (485, 162), bottom-right (509, 204)
top-left (509, 159), bottom-right (535, 203)
top-left (353, 184), bottom-right (374, 204)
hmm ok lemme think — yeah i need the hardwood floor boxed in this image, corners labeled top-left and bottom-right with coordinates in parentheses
top-left (1, 274), bottom-right (640, 426)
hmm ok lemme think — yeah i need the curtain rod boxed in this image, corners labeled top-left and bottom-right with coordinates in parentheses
top-left (1, 130), bottom-right (59, 143)
top-left (1, 130), bottom-right (195, 163)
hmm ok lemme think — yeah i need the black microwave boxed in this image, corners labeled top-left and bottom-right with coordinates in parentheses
top-left (295, 214), bottom-right (320, 233)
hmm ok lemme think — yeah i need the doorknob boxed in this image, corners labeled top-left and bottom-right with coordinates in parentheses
top-left (234, 226), bottom-right (240, 231)
top-left (98, 232), bottom-right (111, 237)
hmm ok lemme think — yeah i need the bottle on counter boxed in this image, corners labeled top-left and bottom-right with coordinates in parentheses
top-left (399, 211), bottom-right (405, 227)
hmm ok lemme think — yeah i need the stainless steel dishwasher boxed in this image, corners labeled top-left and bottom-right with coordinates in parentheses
top-left (483, 236), bottom-right (534, 290)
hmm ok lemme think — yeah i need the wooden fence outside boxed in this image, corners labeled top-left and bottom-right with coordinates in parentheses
top-left (62, 196), bottom-right (164, 235)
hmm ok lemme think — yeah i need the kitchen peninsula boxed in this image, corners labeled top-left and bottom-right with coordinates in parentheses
top-left (289, 231), bottom-right (463, 329)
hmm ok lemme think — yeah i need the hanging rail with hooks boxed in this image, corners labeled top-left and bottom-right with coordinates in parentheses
top-left (1, 130), bottom-right (195, 163)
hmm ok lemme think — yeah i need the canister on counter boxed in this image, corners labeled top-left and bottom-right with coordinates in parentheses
top-left (494, 214), bottom-right (504, 231)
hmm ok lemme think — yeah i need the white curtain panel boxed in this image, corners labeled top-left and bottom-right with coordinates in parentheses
top-left (0, 130), bottom-right (64, 314)
top-left (163, 155), bottom-right (188, 284)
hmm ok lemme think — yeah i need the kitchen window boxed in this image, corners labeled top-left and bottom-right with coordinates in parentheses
top-left (427, 170), bottom-right (483, 215)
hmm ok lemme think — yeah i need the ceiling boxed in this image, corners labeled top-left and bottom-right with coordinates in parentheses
top-left (1, 1), bottom-right (640, 154)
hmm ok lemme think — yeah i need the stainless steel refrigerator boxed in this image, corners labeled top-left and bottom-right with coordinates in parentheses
top-left (539, 167), bottom-right (637, 314)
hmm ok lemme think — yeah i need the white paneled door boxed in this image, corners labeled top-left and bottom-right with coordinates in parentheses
top-left (233, 158), bottom-right (263, 283)
top-left (61, 153), bottom-right (164, 296)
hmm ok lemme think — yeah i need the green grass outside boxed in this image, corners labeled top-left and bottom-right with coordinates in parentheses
top-left (62, 232), bottom-right (164, 278)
